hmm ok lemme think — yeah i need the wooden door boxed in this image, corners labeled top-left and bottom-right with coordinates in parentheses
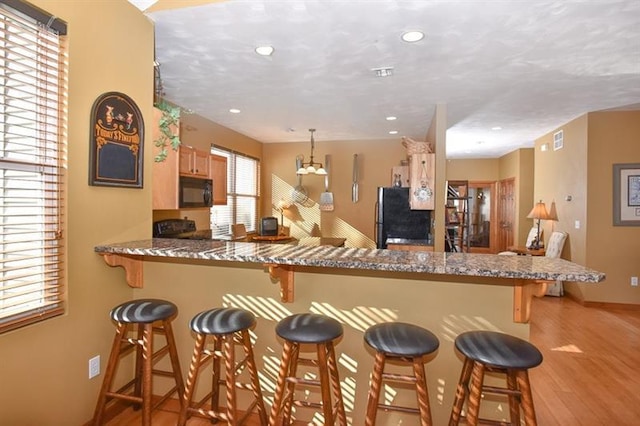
top-left (497, 178), bottom-right (515, 251)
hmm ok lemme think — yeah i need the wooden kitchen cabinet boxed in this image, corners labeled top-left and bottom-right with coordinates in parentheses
top-left (179, 145), bottom-right (209, 177)
top-left (210, 154), bottom-right (227, 205)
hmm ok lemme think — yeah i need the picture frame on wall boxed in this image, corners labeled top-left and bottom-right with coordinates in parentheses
top-left (613, 163), bottom-right (640, 226)
top-left (88, 92), bottom-right (144, 188)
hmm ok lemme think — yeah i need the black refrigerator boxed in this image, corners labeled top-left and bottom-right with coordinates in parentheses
top-left (375, 187), bottom-right (431, 249)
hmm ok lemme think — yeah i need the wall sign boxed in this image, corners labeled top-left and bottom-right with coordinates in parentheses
top-left (89, 92), bottom-right (144, 188)
top-left (613, 163), bottom-right (640, 226)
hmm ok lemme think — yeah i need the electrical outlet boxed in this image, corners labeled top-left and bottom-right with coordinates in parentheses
top-left (89, 355), bottom-right (100, 379)
top-left (632, 276), bottom-right (638, 287)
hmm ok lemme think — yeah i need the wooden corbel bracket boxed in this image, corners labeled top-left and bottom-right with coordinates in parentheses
top-left (100, 253), bottom-right (143, 288)
top-left (513, 279), bottom-right (549, 323)
top-left (265, 263), bottom-right (295, 303)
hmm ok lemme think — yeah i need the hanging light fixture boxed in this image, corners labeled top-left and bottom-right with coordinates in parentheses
top-left (296, 129), bottom-right (327, 175)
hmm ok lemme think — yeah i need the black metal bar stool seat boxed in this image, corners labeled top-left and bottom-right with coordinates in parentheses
top-left (178, 307), bottom-right (268, 426)
top-left (92, 299), bottom-right (184, 426)
top-left (364, 322), bottom-right (440, 426)
top-left (268, 313), bottom-right (347, 425)
top-left (449, 330), bottom-right (543, 426)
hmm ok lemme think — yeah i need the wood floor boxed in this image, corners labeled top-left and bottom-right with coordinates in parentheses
top-left (104, 296), bottom-right (640, 425)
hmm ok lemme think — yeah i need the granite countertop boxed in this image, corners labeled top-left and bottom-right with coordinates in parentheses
top-left (95, 238), bottom-right (605, 283)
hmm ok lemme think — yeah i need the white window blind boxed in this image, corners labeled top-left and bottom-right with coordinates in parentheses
top-left (0, 1), bottom-right (67, 333)
top-left (210, 146), bottom-right (260, 236)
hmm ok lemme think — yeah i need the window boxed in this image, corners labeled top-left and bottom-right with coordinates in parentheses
top-left (0, 1), bottom-right (67, 334)
top-left (210, 146), bottom-right (260, 236)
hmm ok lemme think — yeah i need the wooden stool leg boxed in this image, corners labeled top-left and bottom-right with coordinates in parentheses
top-left (281, 343), bottom-right (300, 424)
top-left (413, 357), bottom-right (432, 426)
top-left (506, 370), bottom-right (521, 425)
top-left (465, 361), bottom-right (485, 426)
top-left (326, 341), bottom-right (347, 426)
top-left (516, 370), bottom-right (538, 426)
top-left (211, 336), bottom-right (223, 417)
top-left (365, 351), bottom-right (386, 426)
top-left (268, 340), bottom-right (294, 426)
top-left (163, 319), bottom-right (185, 403)
top-left (316, 342), bottom-right (334, 424)
top-left (141, 323), bottom-right (153, 426)
top-left (448, 357), bottom-right (473, 426)
top-left (92, 322), bottom-right (128, 425)
top-left (133, 325), bottom-right (145, 410)
top-left (177, 333), bottom-right (206, 426)
top-left (223, 334), bottom-right (238, 425)
top-left (242, 330), bottom-right (268, 425)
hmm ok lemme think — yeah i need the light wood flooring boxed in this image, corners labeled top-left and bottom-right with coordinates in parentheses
top-left (104, 296), bottom-right (640, 425)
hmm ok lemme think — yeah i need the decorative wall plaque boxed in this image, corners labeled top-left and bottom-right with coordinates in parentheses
top-left (89, 92), bottom-right (144, 188)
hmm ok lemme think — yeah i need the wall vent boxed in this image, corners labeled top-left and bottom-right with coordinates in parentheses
top-left (553, 130), bottom-right (564, 151)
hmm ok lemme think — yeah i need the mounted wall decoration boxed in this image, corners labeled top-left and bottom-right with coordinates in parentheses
top-left (89, 92), bottom-right (144, 188)
top-left (613, 163), bottom-right (640, 226)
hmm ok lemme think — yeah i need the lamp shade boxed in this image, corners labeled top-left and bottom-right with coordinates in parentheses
top-left (527, 200), bottom-right (550, 220)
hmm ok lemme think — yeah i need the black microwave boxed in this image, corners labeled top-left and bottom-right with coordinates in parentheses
top-left (179, 176), bottom-right (212, 208)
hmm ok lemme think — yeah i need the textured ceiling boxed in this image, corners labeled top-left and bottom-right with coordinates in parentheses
top-left (138, 0), bottom-right (640, 158)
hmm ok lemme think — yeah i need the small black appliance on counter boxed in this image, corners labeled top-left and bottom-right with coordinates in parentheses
top-left (260, 217), bottom-right (278, 236)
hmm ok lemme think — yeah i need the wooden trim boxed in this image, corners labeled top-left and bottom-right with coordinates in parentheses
top-left (513, 279), bottom-right (548, 323)
top-left (265, 264), bottom-right (295, 302)
top-left (100, 254), bottom-right (143, 288)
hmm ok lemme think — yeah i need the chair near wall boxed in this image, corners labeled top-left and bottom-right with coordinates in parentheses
top-left (231, 223), bottom-right (248, 241)
top-left (498, 227), bottom-right (540, 255)
top-left (543, 231), bottom-right (568, 296)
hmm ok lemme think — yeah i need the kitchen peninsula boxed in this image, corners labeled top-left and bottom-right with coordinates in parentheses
top-left (95, 239), bottom-right (604, 424)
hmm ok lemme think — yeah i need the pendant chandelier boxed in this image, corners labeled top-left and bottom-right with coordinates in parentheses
top-left (296, 129), bottom-right (327, 175)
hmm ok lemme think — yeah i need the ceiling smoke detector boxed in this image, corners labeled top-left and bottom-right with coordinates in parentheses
top-left (372, 67), bottom-right (394, 77)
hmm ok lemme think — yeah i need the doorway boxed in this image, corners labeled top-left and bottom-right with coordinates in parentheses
top-left (497, 178), bottom-right (516, 252)
top-left (468, 181), bottom-right (498, 253)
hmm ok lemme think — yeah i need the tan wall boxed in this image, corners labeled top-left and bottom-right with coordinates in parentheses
top-left (534, 115), bottom-right (589, 299)
top-left (261, 139), bottom-right (408, 248)
top-left (446, 158), bottom-right (500, 181)
top-left (498, 149), bottom-right (535, 246)
top-left (0, 1), bottom-right (152, 424)
top-left (584, 111), bottom-right (640, 304)
top-left (137, 260), bottom-right (528, 426)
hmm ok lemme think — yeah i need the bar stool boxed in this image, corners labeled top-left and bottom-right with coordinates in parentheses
top-left (268, 313), bottom-right (347, 425)
top-left (177, 307), bottom-right (268, 425)
top-left (364, 322), bottom-right (440, 426)
top-left (92, 299), bottom-right (184, 426)
top-left (449, 330), bottom-right (543, 426)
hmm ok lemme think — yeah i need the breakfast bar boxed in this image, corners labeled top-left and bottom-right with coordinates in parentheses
top-left (95, 239), bottom-right (604, 424)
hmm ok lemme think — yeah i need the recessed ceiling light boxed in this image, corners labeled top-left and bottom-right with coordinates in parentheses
top-left (229, 108), bottom-right (241, 114)
top-left (386, 116), bottom-right (397, 121)
top-left (401, 31), bottom-right (424, 43)
top-left (255, 45), bottom-right (274, 56)
top-left (389, 130), bottom-right (399, 135)
top-left (476, 140), bottom-right (485, 144)
top-left (491, 126), bottom-right (503, 131)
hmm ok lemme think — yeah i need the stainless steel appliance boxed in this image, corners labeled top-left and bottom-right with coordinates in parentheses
top-left (375, 187), bottom-right (431, 249)
top-left (179, 176), bottom-right (213, 208)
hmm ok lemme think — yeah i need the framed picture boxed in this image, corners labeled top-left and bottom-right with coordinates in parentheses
top-left (89, 92), bottom-right (144, 188)
top-left (613, 163), bottom-right (640, 226)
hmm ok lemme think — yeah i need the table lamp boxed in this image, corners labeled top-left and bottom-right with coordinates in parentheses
top-left (527, 200), bottom-right (550, 250)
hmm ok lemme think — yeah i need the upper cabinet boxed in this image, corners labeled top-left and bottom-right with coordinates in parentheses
top-left (179, 145), bottom-right (209, 177)
top-left (210, 154), bottom-right (227, 205)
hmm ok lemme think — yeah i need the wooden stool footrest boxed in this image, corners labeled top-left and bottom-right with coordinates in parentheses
top-left (286, 377), bottom-right (321, 387)
top-left (381, 371), bottom-right (419, 384)
top-left (482, 384), bottom-right (522, 397)
top-left (458, 415), bottom-right (515, 426)
top-left (378, 402), bottom-right (420, 415)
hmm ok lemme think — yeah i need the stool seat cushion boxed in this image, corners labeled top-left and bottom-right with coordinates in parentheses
top-left (190, 307), bottom-right (256, 335)
top-left (455, 330), bottom-right (543, 369)
top-left (276, 313), bottom-right (343, 343)
top-left (111, 299), bottom-right (177, 323)
top-left (365, 322), bottom-right (439, 357)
